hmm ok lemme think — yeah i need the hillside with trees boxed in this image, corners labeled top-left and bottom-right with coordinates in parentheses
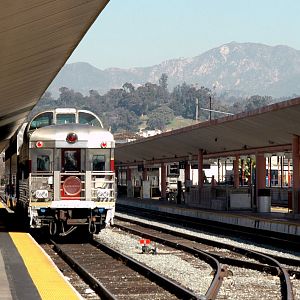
top-left (32, 74), bottom-right (274, 133)
top-left (48, 42), bottom-right (300, 98)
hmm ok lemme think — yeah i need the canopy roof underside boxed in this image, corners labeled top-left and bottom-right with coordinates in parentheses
top-left (0, 0), bottom-right (109, 151)
top-left (116, 98), bottom-right (300, 164)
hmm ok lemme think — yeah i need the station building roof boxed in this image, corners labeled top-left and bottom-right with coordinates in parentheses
top-left (0, 0), bottom-right (109, 151)
top-left (115, 97), bottom-right (300, 165)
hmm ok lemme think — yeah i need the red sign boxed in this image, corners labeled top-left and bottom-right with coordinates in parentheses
top-left (139, 239), bottom-right (151, 245)
top-left (63, 176), bottom-right (81, 196)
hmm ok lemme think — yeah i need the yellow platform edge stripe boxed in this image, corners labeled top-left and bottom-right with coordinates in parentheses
top-left (0, 200), bottom-right (14, 213)
top-left (9, 232), bottom-right (83, 300)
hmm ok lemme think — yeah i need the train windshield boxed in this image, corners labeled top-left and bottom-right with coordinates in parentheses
top-left (88, 149), bottom-right (111, 172)
top-left (92, 155), bottom-right (105, 171)
top-left (56, 113), bottom-right (76, 125)
top-left (79, 112), bottom-right (101, 127)
top-left (62, 149), bottom-right (80, 172)
top-left (37, 155), bottom-right (50, 172)
top-left (31, 149), bottom-right (53, 172)
top-left (29, 112), bottom-right (53, 130)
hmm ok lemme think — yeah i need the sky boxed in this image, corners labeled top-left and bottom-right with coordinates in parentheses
top-left (67, 0), bottom-right (300, 70)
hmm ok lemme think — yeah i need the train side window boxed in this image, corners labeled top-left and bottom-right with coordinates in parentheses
top-left (37, 155), bottom-right (50, 172)
top-left (79, 112), bottom-right (102, 127)
top-left (29, 112), bottom-right (53, 130)
top-left (87, 149), bottom-right (111, 171)
top-left (56, 114), bottom-right (76, 125)
top-left (92, 155), bottom-right (105, 171)
top-left (31, 149), bottom-right (53, 172)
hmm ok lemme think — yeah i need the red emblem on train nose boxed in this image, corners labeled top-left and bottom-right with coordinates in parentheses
top-left (63, 176), bottom-right (81, 196)
top-left (36, 141), bottom-right (43, 148)
top-left (66, 132), bottom-right (78, 144)
top-left (101, 142), bottom-right (107, 148)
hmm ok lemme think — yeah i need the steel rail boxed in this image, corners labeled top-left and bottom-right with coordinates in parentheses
top-left (115, 218), bottom-right (295, 300)
top-left (89, 239), bottom-right (199, 300)
top-left (116, 204), bottom-right (300, 250)
top-left (115, 212), bottom-right (300, 275)
top-left (50, 239), bottom-right (117, 300)
top-left (248, 250), bottom-right (294, 300)
top-left (113, 223), bottom-right (226, 300)
top-left (116, 213), bottom-right (300, 266)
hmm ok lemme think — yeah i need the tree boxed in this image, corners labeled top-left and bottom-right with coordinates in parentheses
top-left (104, 108), bottom-right (140, 133)
top-left (122, 82), bottom-right (135, 93)
top-left (58, 87), bottom-right (78, 107)
top-left (146, 105), bottom-right (174, 130)
top-left (159, 73), bottom-right (168, 91)
top-left (245, 95), bottom-right (272, 111)
top-left (170, 83), bottom-right (211, 120)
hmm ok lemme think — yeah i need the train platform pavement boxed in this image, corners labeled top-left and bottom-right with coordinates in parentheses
top-left (0, 203), bottom-right (83, 300)
top-left (116, 197), bottom-right (300, 237)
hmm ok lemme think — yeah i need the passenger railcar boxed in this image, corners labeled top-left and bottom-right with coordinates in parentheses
top-left (6, 108), bottom-right (115, 236)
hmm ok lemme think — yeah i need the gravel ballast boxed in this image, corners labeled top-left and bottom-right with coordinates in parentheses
top-left (94, 212), bottom-right (299, 298)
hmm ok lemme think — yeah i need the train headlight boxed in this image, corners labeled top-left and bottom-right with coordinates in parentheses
top-left (93, 208), bottom-right (104, 216)
top-left (66, 132), bottom-right (78, 144)
top-left (36, 141), bottom-right (43, 148)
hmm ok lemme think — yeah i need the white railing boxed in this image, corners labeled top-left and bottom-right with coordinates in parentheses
top-left (91, 171), bottom-right (115, 202)
top-left (30, 171), bottom-right (115, 202)
top-left (30, 173), bottom-right (54, 202)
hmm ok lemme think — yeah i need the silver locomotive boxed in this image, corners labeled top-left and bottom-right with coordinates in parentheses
top-left (7, 108), bottom-right (115, 236)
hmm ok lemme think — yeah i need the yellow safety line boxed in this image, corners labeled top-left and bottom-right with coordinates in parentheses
top-left (9, 232), bottom-right (81, 300)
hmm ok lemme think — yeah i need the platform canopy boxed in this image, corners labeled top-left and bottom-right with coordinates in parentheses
top-left (115, 97), bottom-right (300, 165)
top-left (0, 0), bottom-right (109, 151)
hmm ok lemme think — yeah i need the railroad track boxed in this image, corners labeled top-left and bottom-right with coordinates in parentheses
top-left (116, 203), bottom-right (300, 251)
top-left (49, 238), bottom-right (200, 299)
top-left (113, 214), bottom-right (296, 300)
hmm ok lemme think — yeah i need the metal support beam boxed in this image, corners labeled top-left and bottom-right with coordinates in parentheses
top-left (198, 149), bottom-right (203, 188)
top-left (233, 156), bottom-right (239, 188)
top-left (161, 163), bottom-right (167, 199)
top-left (292, 135), bottom-right (300, 213)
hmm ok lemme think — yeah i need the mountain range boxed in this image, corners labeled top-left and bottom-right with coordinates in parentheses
top-left (47, 42), bottom-right (300, 98)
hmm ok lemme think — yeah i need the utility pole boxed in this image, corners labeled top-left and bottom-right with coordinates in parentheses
top-left (195, 98), bottom-right (199, 121)
top-left (209, 96), bottom-right (212, 121)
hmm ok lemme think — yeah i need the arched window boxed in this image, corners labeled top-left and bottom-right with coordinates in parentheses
top-left (29, 112), bottom-right (53, 131)
top-left (79, 112), bottom-right (102, 127)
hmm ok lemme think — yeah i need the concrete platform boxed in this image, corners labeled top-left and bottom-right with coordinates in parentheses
top-left (117, 197), bottom-right (300, 237)
top-left (0, 207), bottom-right (82, 300)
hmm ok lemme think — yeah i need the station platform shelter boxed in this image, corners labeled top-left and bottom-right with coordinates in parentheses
top-left (115, 97), bottom-right (300, 220)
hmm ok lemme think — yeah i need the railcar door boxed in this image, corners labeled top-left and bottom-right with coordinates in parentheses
top-left (61, 149), bottom-right (82, 199)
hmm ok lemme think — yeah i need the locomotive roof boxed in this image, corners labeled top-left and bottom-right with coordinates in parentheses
top-left (27, 108), bottom-right (104, 132)
top-left (30, 123), bottom-right (114, 142)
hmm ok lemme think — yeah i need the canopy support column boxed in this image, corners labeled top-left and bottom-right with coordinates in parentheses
top-left (198, 149), bottom-right (203, 189)
top-left (292, 135), bottom-right (300, 213)
top-left (161, 163), bottom-right (167, 200)
top-left (233, 156), bottom-right (239, 188)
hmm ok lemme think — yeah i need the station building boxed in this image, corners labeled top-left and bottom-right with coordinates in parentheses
top-left (115, 97), bottom-right (300, 215)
